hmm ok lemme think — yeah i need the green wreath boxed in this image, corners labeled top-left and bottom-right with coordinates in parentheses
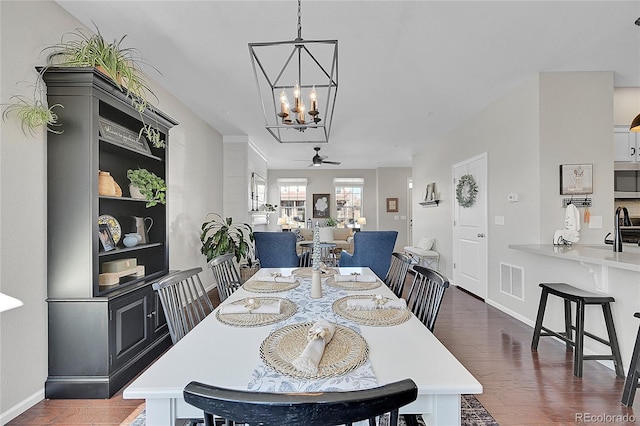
top-left (456, 174), bottom-right (478, 208)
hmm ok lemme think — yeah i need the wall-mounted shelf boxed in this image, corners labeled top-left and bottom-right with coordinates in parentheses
top-left (419, 200), bottom-right (440, 207)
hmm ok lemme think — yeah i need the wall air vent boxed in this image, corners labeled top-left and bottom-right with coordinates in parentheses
top-left (500, 262), bottom-right (525, 301)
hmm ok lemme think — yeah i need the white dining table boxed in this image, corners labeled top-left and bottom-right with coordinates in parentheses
top-left (123, 267), bottom-right (482, 425)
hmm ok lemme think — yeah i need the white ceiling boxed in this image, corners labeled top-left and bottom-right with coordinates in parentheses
top-left (55, 0), bottom-right (640, 170)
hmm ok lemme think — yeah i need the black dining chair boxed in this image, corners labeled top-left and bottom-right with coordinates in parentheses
top-left (183, 378), bottom-right (418, 426)
top-left (406, 265), bottom-right (450, 332)
top-left (384, 252), bottom-right (413, 298)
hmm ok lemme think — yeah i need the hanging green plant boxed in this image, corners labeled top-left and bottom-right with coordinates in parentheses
top-left (3, 24), bottom-right (164, 144)
top-left (456, 174), bottom-right (478, 208)
top-left (2, 95), bottom-right (63, 135)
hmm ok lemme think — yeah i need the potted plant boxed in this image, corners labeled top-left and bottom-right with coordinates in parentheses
top-left (3, 25), bottom-right (163, 146)
top-left (44, 26), bottom-right (156, 104)
top-left (2, 95), bottom-right (63, 135)
top-left (200, 214), bottom-right (255, 268)
top-left (325, 217), bottom-right (337, 227)
top-left (126, 168), bottom-right (166, 207)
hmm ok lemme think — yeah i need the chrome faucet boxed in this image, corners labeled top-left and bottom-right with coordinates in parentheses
top-left (614, 206), bottom-right (631, 252)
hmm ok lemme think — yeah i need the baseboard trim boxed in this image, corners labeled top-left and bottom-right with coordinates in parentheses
top-left (0, 388), bottom-right (44, 425)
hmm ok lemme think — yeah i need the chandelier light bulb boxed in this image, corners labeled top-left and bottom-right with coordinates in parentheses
top-left (279, 90), bottom-right (289, 116)
top-left (309, 85), bottom-right (318, 112)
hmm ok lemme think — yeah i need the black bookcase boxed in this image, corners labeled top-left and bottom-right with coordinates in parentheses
top-left (42, 68), bottom-right (177, 398)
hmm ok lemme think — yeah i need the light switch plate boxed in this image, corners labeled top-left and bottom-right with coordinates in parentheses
top-left (495, 216), bottom-right (505, 225)
top-left (589, 215), bottom-right (603, 229)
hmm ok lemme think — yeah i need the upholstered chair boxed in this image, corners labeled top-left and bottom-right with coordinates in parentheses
top-left (339, 231), bottom-right (398, 278)
top-left (253, 231), bottom-right (301, 268)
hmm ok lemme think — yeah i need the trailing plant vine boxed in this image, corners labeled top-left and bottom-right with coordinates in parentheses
top-left (3, 24), bottom-right (164, 145)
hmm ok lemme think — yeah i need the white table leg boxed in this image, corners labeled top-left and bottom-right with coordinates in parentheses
top-left (423, 394), bottom-right (461, 426)
top-left (145, 398), bottom-right (176, 426)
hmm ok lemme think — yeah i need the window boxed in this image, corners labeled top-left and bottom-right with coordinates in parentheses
top-left (334, 178), bottom-right (364, 228)
top-left (278, 178), bottom-right (307, 228)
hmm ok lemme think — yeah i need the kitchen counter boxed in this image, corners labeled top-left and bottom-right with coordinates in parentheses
top-left (509, 244), bottom-right (640, 273)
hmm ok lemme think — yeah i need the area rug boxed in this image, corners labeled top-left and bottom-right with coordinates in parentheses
top-left (128, 394), bottom-right (498, 425)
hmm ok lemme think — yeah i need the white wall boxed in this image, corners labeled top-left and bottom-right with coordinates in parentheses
top-left (614, 87), bottom-right (640, 126)
top-left (538, 72), bottom-right (614, 245)
top-left (412, 74), bottom-right (541, 282)
top-left (0, 1), bottom-right (223, 421)
top-left (377, 168), bottom-right (412, 252)
top-left (412, 71), bottom-right (640, 364)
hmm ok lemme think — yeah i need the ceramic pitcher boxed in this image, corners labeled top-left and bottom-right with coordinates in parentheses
top-left (131, 216), bottom-right (153, 244)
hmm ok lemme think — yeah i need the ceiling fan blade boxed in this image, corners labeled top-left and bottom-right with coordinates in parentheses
top-left (323, 160), bottom-right (341, 165)
top-left (319, 155), bottom-right (328, 161)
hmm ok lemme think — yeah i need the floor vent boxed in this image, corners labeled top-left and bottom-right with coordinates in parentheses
top-left (500, 262), bottom-right (524, 301)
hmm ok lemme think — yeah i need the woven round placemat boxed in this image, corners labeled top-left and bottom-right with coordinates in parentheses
top-left (332, 295), bottom-right (411, 327)
top-left (325, 276), bottom-right (381, 291)
top-left (242, 280), bottom-right (299, 293)
top-left (292, 267), bottom-right (338, 277)
top-left (260, 322), bottom-right (369, 380)
top-left (216, 297), bottom-right (297, 327)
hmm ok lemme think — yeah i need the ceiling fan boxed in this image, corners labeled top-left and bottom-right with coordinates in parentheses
top-left (310, 147), bottom-right (341, 167)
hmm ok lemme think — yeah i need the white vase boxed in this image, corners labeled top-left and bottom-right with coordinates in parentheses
top-left (311, 270), bottom-right (322, 298)
top-left (129, 184), bottom-right (145, 200)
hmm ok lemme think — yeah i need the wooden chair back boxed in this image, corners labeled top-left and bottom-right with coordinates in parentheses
top-left (152, 267), bottom-right (213, 344)
top-left (207, 253), bottom-right (242, 302)
top-left (406, 265), bottom-right (450, 332)
top-left (384, 252), bottom-right (412, 298)
top-left (183, 379), bottom-right (418, 426)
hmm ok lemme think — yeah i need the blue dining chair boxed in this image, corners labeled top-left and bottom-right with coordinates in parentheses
top-left (339, 231), bottom-right (398, 279)
top-left (253, 232), bottom-right (302, 268)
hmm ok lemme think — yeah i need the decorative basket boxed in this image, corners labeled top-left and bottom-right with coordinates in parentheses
top-left (240, 265), bottom-right (260, 283)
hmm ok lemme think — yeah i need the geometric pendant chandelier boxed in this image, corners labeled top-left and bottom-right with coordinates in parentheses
top-left (249, 0), bottom-right (338, 143)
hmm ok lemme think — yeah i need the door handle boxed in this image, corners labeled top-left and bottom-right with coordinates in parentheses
top-left (477, 233), bottom-right (485, 238)
top-left (632, 147), bottom-right (636, 156)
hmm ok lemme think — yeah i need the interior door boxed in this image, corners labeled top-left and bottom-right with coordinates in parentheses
top-left (452, 154), bottom-right (488, 299)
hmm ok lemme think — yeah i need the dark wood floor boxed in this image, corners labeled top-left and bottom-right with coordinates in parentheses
top-left (8, 284), bottom-right (638, 425)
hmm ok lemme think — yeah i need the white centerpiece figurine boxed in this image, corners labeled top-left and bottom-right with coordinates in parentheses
top-left (311, 222), bottom-right (323, 298)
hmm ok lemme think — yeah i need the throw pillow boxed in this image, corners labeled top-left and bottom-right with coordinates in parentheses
top-left (417, 236), bottom-right (435, 250)
top-left (318, 227), bottom-right (334, 242)
top-left (333, 227), bottom-right (352, 241)
top-left (300, 228), bottom-right (313, 240)
top-left (293, 228), bottom-right (304, 242)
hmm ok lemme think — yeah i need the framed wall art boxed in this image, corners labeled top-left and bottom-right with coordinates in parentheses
top-left (386, 197), bottom-right (399, 212)
top-left (559, 164), bottom-right (593, 195)
top-left (313, 193), bottom-right (330, 218)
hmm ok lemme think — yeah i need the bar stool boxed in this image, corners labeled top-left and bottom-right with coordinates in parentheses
top-left (531, 283), bottom-right (624, 378)
top-left (622, 313), bottom-right (640, 406)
